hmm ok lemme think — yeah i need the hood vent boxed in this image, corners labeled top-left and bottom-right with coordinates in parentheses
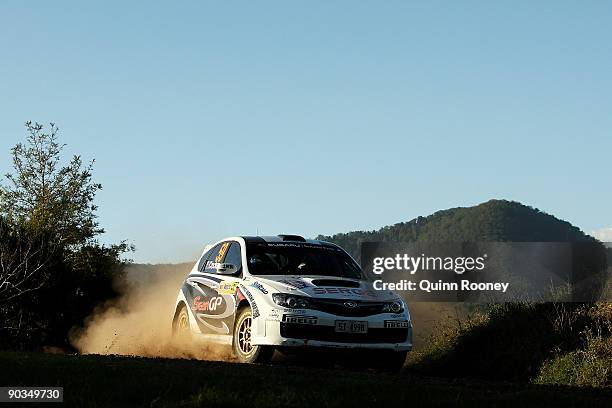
top-left (278, 234), bottom-right (306, 242)
top-left (311, 279), bottom-right (360, 288)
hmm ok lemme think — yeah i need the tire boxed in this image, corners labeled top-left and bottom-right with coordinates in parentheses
top-left (172, 304), bottom-right (191, 340)
top-left (232, 307), bottom-right (273, 364)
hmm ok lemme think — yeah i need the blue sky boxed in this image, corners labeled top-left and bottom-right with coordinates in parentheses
top-left (1, 1), bottom-right (611, 263)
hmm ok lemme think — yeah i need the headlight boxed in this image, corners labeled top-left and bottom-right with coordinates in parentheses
top-left (272, 293), bottom-right (310, 309)
top-left (382, 300), bottom-right (404, 313)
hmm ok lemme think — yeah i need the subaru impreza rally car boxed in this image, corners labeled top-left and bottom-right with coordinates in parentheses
top-left (172, 235), bottom-right (412, 370)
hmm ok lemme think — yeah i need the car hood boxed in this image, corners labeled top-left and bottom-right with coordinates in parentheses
top-left (252, 275), bottom-right (398, 302)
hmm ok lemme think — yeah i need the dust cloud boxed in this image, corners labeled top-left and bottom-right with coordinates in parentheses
top-left (70, 263), bottom-right (234, 361)
top-left (70, 262), bottom-right (458, 359)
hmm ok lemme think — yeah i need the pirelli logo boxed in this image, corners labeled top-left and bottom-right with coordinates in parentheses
top-left (282, 315), bottom-right (317, 325)
top-left (384, 320), bottom-right (410, 329)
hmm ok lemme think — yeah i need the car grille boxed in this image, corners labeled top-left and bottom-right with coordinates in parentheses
top-left (280, 323), bottom-right (408, 344)
top-left (307, 299), bottom-right (386, 317)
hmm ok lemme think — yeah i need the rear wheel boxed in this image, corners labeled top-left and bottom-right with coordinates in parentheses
top-left (172, 304), bottom-right (191, 339)
top-left (233, 307), bottom-right (273, 364)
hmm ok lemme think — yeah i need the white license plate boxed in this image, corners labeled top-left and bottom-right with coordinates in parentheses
top-left (335, 320), bottom-right (368, 333)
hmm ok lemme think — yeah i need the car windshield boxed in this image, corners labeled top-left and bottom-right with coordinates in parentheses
top-left (246, 242), bottom-right (364, 279)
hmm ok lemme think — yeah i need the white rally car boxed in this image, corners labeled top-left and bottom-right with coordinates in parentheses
top-left (172, 235), bottom-right (412, 370)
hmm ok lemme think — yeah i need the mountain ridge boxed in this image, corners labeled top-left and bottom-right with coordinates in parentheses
top-left (316, 199), bottom-right (595, 260)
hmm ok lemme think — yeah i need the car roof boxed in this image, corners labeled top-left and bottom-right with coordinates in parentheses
top-left (241, 235), bottom-right (336, 247)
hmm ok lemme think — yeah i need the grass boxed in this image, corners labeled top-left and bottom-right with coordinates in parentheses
top-left (407, 303), bottom-right (571, 381)
top-left (406, 302), bottom-right (612, 386)
top-left (1, 351), bottom-right (612, 407)
top-left (538, 302), bottom-right (612, 388)
top-left (535, 336), bottom-right (612, 387)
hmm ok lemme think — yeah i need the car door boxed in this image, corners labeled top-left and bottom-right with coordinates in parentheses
top-left (186, 241), bottom-right (242, 336)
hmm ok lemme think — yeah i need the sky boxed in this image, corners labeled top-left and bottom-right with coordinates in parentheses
top-left (1, 1), bottom-right (611, 263)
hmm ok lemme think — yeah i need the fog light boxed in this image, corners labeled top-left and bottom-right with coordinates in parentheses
top-left (383, 300), bottom-right (404, 313)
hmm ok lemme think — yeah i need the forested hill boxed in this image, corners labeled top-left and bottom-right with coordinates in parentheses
top-left (316, 200), bottom-right (594, 259)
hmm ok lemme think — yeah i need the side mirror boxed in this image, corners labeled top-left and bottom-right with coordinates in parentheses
top-left (216, 263), bottom-right (239, 275)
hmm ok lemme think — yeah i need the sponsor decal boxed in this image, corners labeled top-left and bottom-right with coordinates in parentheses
top-left (312, 287), bottom-right (377, 296)
top-left (268, 309), bottom-right (282, 321)
top-left (192, 296), bottom-right (223, 312)
top-left (218, 281), bottom-right (239, 294)
top-left (282, 315), bottom-right (317, 325)
top-left (187, 280), bottom-right (235, 335)
top-left (240, 286), bottom-right (260, 318)
top-left (266, 242), bottom-right (342, 252)
top-left (252, 281), bottom-right (268, 294)
top-left (285, 309), bottom-right (307, 314)
top-left (204, 261), bottom-right (224, 270)
top-left (188, 282), bottom-right (233, 315)
top-left (384, 320), bottom-right (410, 329)
top-left (279, 279), bottom-right (309, 290)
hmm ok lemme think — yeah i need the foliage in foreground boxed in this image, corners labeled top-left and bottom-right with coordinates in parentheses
top-left (407, 302), bottom-right (612, 387)
top-left (536, 303), bottom-right (612, 387)
top-left (535, 336), bottom-right (612, 387)
top-left (2, 351), bottom-right (612, 408)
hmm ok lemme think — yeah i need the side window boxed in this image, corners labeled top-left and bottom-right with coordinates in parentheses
top-left (224, 242), bottom-right (242, 270)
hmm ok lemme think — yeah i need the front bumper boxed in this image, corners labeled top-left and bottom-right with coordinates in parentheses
top-left (252, 311), bottom-right (413, 351)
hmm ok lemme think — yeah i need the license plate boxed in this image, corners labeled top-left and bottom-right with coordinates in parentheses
top-left (335, 320), bottom-right (368, 333)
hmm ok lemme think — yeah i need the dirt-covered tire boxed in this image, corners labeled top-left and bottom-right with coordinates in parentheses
top-left (172, 304), bottom-right (191, 339)
top-left (233, 307), bottom-right (273, 364)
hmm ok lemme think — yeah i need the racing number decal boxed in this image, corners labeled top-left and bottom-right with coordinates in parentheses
top-left (215, 242), bottom-right (230, 263)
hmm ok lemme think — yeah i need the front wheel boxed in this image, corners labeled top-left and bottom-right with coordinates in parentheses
top-left (232, 307), bottom-right (273, 363)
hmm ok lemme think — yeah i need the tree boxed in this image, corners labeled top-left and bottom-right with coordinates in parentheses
top-left (0, 122), bottom-right (131, 348)
top-left (0, 216), bottom-right (58, 304)
top-left (0, 121), bottom-right (103, 249)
